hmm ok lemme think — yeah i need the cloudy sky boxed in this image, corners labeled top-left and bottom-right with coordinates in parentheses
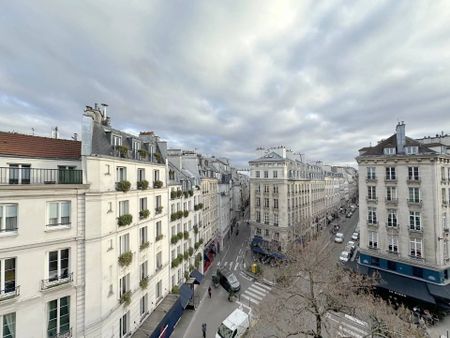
top-left (1, 1), bottom-right (450, 167)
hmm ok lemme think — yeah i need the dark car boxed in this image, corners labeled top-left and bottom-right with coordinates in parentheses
top-left (216, 268), bottom-right (241, 293)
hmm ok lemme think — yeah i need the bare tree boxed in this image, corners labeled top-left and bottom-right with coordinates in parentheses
top-left (248, 234), bottom-right (427, 338)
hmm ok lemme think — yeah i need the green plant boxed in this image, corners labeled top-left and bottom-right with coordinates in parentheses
top-left (155, 234), bottom-right (163, 241)
top-left (184, 270), bottom-right (189, 280)
top-left (189, 264), bottom-right (194, 272)
top-left (183, 231), bottom-right (189, 240)
top-left (139, 209), bottom-right (150, 219)
top-left (154, 153), bottom-right (161, 163)
top-left (155, 206), bottom-right (163, 214)
top-left (140, 241), bottom-right (150, 250)
top-left (176, 190), bottom-right (183, 198)
top-left (119, 290), bottom-right (131, 305)
top-left (171, 191), bottom-right (177, 199)
top-left (139, 276), bottom-right (149, 289)
top-left (171, 285), bottom-right (180, 294)
top-left (117, 214), bottom-right (133, 226)
top-left (199, 238), bottom-right (204, 244)
top-left (153, 180), bottom-right (163, 189)
top-left (183, 191), bottom-right (189, 198)
top-left (183, 210), bottom-right (189, 218)
top-left (183, 252), bottom-right (189, 260)
top-left (118, 251), bottom-right (133, 267)
top-left (177, 254), bottom-right (184, 261)
top-left (171, 259), bottom-right (179, 268)
top-left (188, 190), bottom-right (194, 197)
top-left (137, 180), bottom-right (149, 190)
top-left (171, 213), bottom-right (178, 222)
top-left (193, 225), bottom-right (198, 234)
top-left (171, 235), bottom-right (179, 244)
top-left (194, 242), bottom-right (200, 250)
top-left (138, 149), bottom-right (148, 159)
top-left (198, 203), bottom-right (204, 209)
top-left (115, 180), bottom-right (131, 192)
top-left (115, 145), bottom-right (128, 158)
top-left (188, 247), bottom-right (194, 256)
top-left (177, 232), bottom-right (183, 240)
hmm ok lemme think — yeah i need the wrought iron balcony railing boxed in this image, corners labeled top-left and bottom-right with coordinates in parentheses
top-left (41, 272), bottom-right (73, 290)
top-left (0, 167), bottom-right (82, 185)
top-left (0, 285), bottom-right (20, 301)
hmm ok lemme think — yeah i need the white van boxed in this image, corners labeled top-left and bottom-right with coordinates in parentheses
top-left (216, 308), bottom-right (250, 338)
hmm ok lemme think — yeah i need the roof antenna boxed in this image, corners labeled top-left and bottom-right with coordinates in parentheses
top-left (31, 128), bottom-right (35, 136)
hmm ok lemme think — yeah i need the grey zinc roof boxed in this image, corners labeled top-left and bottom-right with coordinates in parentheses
top-left (249, 151), bottom-right (285, 163)
top-left (358, 134), bottom-right (437, 156)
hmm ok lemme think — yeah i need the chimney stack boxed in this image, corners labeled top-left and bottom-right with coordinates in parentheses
top-left (396, 121), bottom-right (406, 154)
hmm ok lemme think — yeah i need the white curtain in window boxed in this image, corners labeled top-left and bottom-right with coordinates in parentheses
top-left (61, 202), bottom-right (70, 219)
top-left (48, 203), bottom-right (58, 224)
top-left (3, 312), bottom-right (16, 338)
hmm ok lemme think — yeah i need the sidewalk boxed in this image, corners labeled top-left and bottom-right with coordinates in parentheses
top-left (427, 315), bottom-right (450, 337)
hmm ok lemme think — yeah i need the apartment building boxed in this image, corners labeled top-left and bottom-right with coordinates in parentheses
top-left (249, 146), bottom-right (353, 251)
top-left (357, 122), bottom-right (450, 309)
top-left (81, 107), bottom-right (171, 337)
top-left (0, 132), bottom-right (87, 338)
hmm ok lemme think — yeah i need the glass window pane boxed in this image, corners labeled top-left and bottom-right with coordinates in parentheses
top-left (48, 203), bottom-right (58, 224)
top-left (60, 249), bottom-right (69, 278)
top-left (49, 251), bottom-right (58, 280)
top-left (5, 258), bottom-right (16, 292)
top-left (59, 296), bottom-right (70, 334)
top-left (48, 300), bottom-right (58, 337)
top-left (60, 202), bottom-right (70, 224)
top-left (2, 312), bottom-right (16, 338)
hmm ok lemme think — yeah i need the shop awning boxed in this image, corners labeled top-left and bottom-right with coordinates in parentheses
top-left (190, 269), bottom-right (204, 284)
top-left (179, 284), bottom-right (193, 309)
top-left (251, 235), bottom-right (264, 246)
top-left (427, 283), bottom-right (450, 300)
top-left (251, 246), bottom-right (267, 255)
top-left (271, 252), bottom-right (287, 260)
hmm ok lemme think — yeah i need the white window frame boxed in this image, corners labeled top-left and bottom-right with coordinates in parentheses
top-left (255, 171), bottom-right (260, 178)
top-left (367, 167), bottom-right (376, 180)
top-left (386, 186), bottom-right (396, 201)
top-left (409, 211), bottom-right (421, 231)
top-left (385, 167), bottom-right (396, 180)
top-left (367, 186), bottom-right (376, 200)
top-left (0, 312), bottom-right (16, 338)
top-left (140, 226), bottom-right (148, 246)
top-left (119, 273), bottom-right (130, 296)
top-left (156, 280), bottom-right (162, 298)
top-left (387, 209), bottom-right (397, 227)
top-left (47, 201), bottom-right (71, 226)
top-left (388, 235), bottom-right (398, 253)
top-left (368, 207), bottom-right (377, 224)
top-left (120, 311), bottom-right (130, 338)
top-left (410, 239), bottom-right (423, 258)
top-left (405, 146), bottom-right (419, 155)
top-left (408, 166), bottom-right (419, 180)
top-left (47, 296), bottom-right (70, 338)
top-left (0, 258), bottom-right (16, 296)
top-left (137, 168), bottom-right (145, 181)
top-left (118, 200), bottom-right (129, 217)
top-left (140, 294), bottom-right (148, 316)
top-left (116, 166), bottom-right (127, 182)
top-left (383, 147), bottom-right (396, 155)
top-left (48, 248), bottom-right (70, 282)
top-left (368, 231), bottom-right (378, 248)
top-left (119, 234), bottom-right (130, 255)
top-left (408, 187), bottom-right (420, 202)
top-left (273, 170), bottom-right (278, 178)
top-left (0, 204), bottom-right (18, 232)
top-left (112, 135), bottom-right (122, 147)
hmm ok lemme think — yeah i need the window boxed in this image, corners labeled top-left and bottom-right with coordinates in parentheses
top-left (383, 147), bottom-right (396, 155)
top-left (156, 252), bottom-right (162, 269)
top-left (273, 199), bottom-right (278, 209)
top-left (264, 198), bottom-right (269, 208)
top-left (155, 196), bottom-right (162, 208)
top-left (256, 211), bottom-right (261, 222)
top-left (263, 171), bottom-right (268, 178)
top-left (385, 167), bottom-right (396, 180)
top-left (140, 226), bottom-right (148, 246)
top-left (274, 213), bottom-right (279, 226)
top-left (408, 167), bottom-right (419, 180)
top-left (120, 312), bottom-right (130, 338)
top-left (273, 186), bottom-right (278, 193)
top-left (133, 140), bottom-right (140, 152)
top-left (112, 135), bottom-right (122, 146)
top-left (408, 187), bottom-right (420, 203)
top-left (368, 231), bottom-right (378, 248)
top-left (409, 211), bottom-right (421, 231)
top-left (265, 229), bottom-right (269, 236)
top-left (140, 261), bottom-right (148, 280)
top-left (119, 200), bottom-right (129, 216)
top-left (410, 238), bottom-right (423, 258)
top-left (1, 313), bottom-right (15, 338)
top-left (273, 170), bottom-right (278, 178)
top-left (274, 232), bottom-right (279, 240)
top-left (140, 294), bottom-right (148, 316)
top-left (47, 296), bottom-right (70, 338)
top-left (156, 280), bottom-right (162, 298)
top-left (119, 274), bottom-right (130, 296)
top-left (256, 198), bottom-right (260, 207)
top-left (367, 186), bottom-right (376, 200)
top-left (264, 185), bottom-right (269, 193)
top-left (139, 198), bottom-right (147, 212)
top-left (264, 213), bottom-right (269, 225)
top-left (0, 204), bottom-right (18, 232)
top-left (48, 249), bottom-right (69, 281)
top-left (116, 167), bottom-right (127, 182)
top-left (388, 235), bottom-right (398, 253)
top-left (137, 168), bottom-right (145, 181)
top-left (367, 167), bottom-right (376, 180)
top-left (387, 209), bottom-right (397, 227)
top-left (119, 234), bottom-right (130, 255)
top-left (154, 170), bottom-right (160, 182)
top-left (255, 171), bottom-right (260, 178)
top-left (8, 164), bottom-right (31, 184)
top-left (48, 201), bottom-right (71, 226)
top-left (443, 188), bottom-right (447, 203)
top-left (368, 207), bottom-right (377, 224)
top-left (386, 186), bottom-right (396, 201)
top-left (405, 146), bottom-right (419, 155)
top-left (256, 228), bottom-right (261, 235)
top-left (0, 258), bottom-right (16, 295)
top-left (156, 221), bottom-right (162, 237)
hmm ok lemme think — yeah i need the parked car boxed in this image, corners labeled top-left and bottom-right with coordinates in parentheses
top-left (216, 308), bottom-right (250, 338)
top-left (334, 233), bottom-right (344, 243)
top-left (345, 242), bottom-right (356, 256)
top-left (351, 232), bottom-right (359, 241)
top-left (339, 251), bottom-right (350, 263)
top-left (216, 268), bottom-right (241, 293)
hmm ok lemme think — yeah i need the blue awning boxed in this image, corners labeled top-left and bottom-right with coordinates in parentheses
top-left (190, 269), bottom-right (204, 284)
top-left (179, 284), bottom-right (193, 309)
top-left (203, 253), bottom-right (210, 261)
top-left (251, 235), bottom-right (264, 246)
top-left (271, 252), bottom-right (287, 260)
top-left (251, 246), bottom-right (267, 255)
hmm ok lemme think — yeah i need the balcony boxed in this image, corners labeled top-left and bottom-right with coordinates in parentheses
top-left (365, 177), bottom-right (377, 183)
top-left (407, 177), bottom-right (421, 185)
top-left (0, 226), bottom-right (18, 235)
top-left (366, 197), bottom-right (378, 204)
top-left (442, 178), bottom-right (448, 185)
top-left (368, 244), bottom-right (378, 250)
top-left (385, 197), bottom-right (398, 205)
top-left (41, 273), bottom-right (73, 290)
top-left (408, 226), bottom-right (423, 234)
top-left (384, 177), bottom-right (397, 184)
top-left (55, 328), bottom-right (72, 338)
top-left (0, 167), bottom-right (82, 185)
top-left (407, 199), bottom-right (422, 207)
top-left (367, 220), bottom-right (378, 228)
top-left (0, 285), bottom-right (20, 301)
top-left (385, 224), bottom-right (399, 231)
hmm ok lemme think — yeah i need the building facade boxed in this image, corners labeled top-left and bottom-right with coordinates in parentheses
top-left (357, 122), bottom-right (450, 309)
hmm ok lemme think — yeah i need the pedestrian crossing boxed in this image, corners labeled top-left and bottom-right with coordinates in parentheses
top-left (217, 260), bottom-right (241, 271)
top-left (325, 312), bottom-right (369, 338)
top-left (239, 281), bottom-right (271, 306)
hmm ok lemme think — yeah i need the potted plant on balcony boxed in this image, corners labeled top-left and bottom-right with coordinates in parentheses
top-left (184, 270), bottom-right (190, 281)
top-left (193, 225), bottom-right (199, 234)
top-left (155, 234), bottom-right (164, 241)
top-left (140, 241), bottom-right (150, 251)
top-left (183, 210), bottom-right (189, 218)
top-left (117, 214), bottom-right (133, 226)
top-left (194, 242), bottom-right (200, 250)
top-left (171, 285), bottom-right (180, 294)
top-left (137, 180), bottom-right (149, 190)
top-left (153, 180), bottom-right (163, 189)
top-left (199, 238), bottom-right (204, 245)
top-left (183, 252), bottom-right (189, 261)
top-left (188, 247), bottom-right (194, 256)
top-left (170, 191), bottom-right (177, 199)
top-left (198, 203), bottom-right (204, 209)
top-left (177, 232), bottom-right (183, 241)
top-left (138, 149), bottom-right (148, 159)
top-left (116, 180), bottom-right (131, 192)
top-left (139, 209), bottom-right (150, 220)
top-left (183, 231), bottom-right (189, 240)
top-left (188, 190), bottom-right (194, 197)
top-left (118, 251), bottom-right (133, 267)
top-left (171, 235), bottom-right (179, 244)
top-left (115, 145), bottom-right (129, 158)
top-left (155, 206), bottom-right (163, 214)
top-left (120, 290), bottom-right (132, 305)
top-left (154, 152), bottom-right (162, 163)
top-left (183, 191), bottom-right (189, 198)
top-left (176, 190), bottom-right (183, 198)
top-left (139, 276), bottom-right (149, 289)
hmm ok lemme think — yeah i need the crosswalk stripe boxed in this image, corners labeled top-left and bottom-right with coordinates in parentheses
top-left (339, 326), bottom-right (363, 338)
top-left (254, 281), bottom-right (271, 291)
top-left (244, 290), bottom-right (263, 301)
top-left (243, 263), bottom-right (246, 269)
top-left (223, 262), bottom-right (228, 267)
top-left (250, 284), bottom-right (268, 294)
top-left (247, 287), bottom-right (266, 297)
top-left (234, 262), bottom-right (239, 270)
top-left (241, 294), bottom-right (260, 305)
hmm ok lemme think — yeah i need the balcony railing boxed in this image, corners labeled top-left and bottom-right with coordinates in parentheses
top-left (385, 197), bottom-right (398, 205)
top-left (41, 272), bottom-right (73, 290)
top-left (55, 328), bottom-right (72, 338)
top-left (0, 227), bottom-right (18, 234)
top-left (0, 167), bottom-right (82, 185)
top-left (367, 220), bottom-right (378, 227)
top-left (366, 197), bottom-right (378, 203)
top-left (384, 177), bottom-right (397, 183)
top-left (0, 285), bottom-right (20, 301)
top-left (407, 199), bottom-right (422, 207)
top-left (409, 226), bottom-right (423, 234)
top-left (407, 178), bottom-right (421, 184)
top-left (365, 177), bottom-right (377, 183)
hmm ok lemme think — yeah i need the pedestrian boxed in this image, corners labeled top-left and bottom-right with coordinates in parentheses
top-left (202, 323), bottom-right (207, 338)
top-left (208, 286), bottom-right (212, 298)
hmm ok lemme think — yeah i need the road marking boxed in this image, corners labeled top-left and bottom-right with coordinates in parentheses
top-left (244, 290), bottom-right (263, 301)
top-left (239, 272), bottom-right (253, 281)
top-left (222, 262), bottom-right (227, 267)
top-left (250, 284), bottom-right (269, 294)
top-left (235, 256), bottom-right (239, 263)
top-left (326, 313), bottom-right (368, 336)
top-left (246, 287), bottom-right (266, 297)
top-left (241, 294), bottom-right (260, 305)
top-left (254, 281), bottom-right (272, 291)
top-left (234, 262), bottom-right (239, 270)
top-left (243, 263), bottom-right (246, 269)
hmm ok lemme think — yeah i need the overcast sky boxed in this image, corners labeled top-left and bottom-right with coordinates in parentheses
top-left (1, 1), bottom-right (450, 167)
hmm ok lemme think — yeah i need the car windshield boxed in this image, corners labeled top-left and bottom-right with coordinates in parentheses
top-left (217, 323), bottom-right (234, 338)
top-left (228, 273), bottom-right (238, 284)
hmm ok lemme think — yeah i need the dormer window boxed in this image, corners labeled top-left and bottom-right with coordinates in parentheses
top-left (383, 147), bottom-right (396, 155)
top-left (133, 140), bottom-right (141, 150)
top-left (405, 146), bottom-right (419, 155)
top-left (112, 135), bottom-right (122, 147)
